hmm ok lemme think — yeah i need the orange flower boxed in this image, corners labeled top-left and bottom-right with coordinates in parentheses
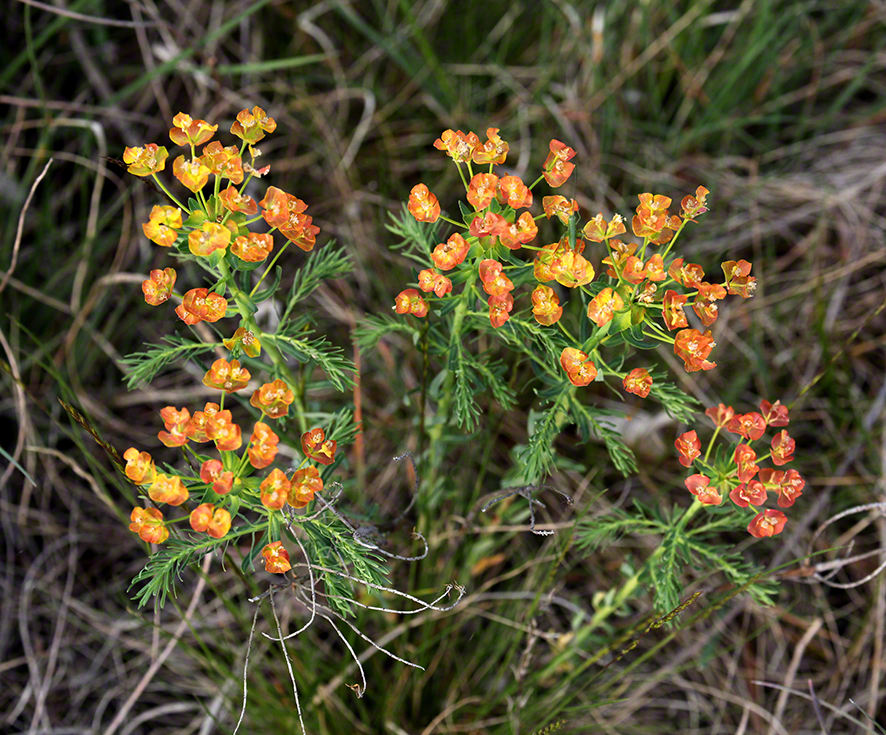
top-left (394, 288), bottom-right (428, 318)
top-left (726, 412), bottom-right (766, 441)
top-left (729, 481), bottom-right (767, 508)
top-left (123, 144), bottom-right (168, 176)
top-left (705, 403), bottom-right (735, 429)
top-left (188, 222), bottom-right (232, 257)
top-left (207, 508), bottom-right (232, 539)
top-left (531, 285), bottom-right (562, 326)
top-left (302, 428), bottom-right (337, 465)
top-left (433, 129), bottom-right (480, 163)
top-left (206, 409), bottom-right (242, 452)
top-left (174, 289), bottom-right (209, 325)
top-left (467, 173), bottom-right (499, 210)
top-left (123, 447), bottom-right (156, 484)
top-left (662, 290), bottom-right (689, 331)
top-left (158, 406), bottom-right (193, 447)
top-left (142, 205), bottom-right (182, 247)
top-left (645, 254), bottom-right (666, 282)
top-left (172, 155), bottom-right (211, 192)
top-left (417, 268), bottom-right (438, 294)
top-left (773, 469), bottom-right (804, 508)
top-left (582, 213), bottom-right (626, 242)
top-left (685, 474), bottom-right (723, 505)
top-left (759, 400), bottom-right (789, 427)
top-left (189, 503), bottom-right (214, 532)
top-left (260, 468), bottom-right (290, 510)
top-left (142, 268), bottom-right (176, 306)
top-left (248, 422), bottom-right (280, 469)
top-left (200, 141), bottom-right (243, 184)
top-left (231, 232), bottom-right (273, 262)
top-left (543, 140), bottom-right (576, 188)
top-left (488, 292), bottom-right (514, 328)
top-left (223, 327), bottom-right (261, 358)
top-left (497, 175), bottom-right (532, 209)
top-left (550, 248), bottom-right (594, 289)
top-left (407, 183), bottom-right (441, 223)
top-left (219, 185), bottom-right (258, 215)
top-left (674, 328), bottom-right (716, 372)
top-left (431, 233), bottom-right (470, 270)
top-left (733, 444), bottom-right (759, 483)
top-left (692, 281), bottom-right (727, 326)
top-left (468, 211), bottom-right (507, 241)
top-left (250, 379), bottom-right (294, 420)
top-left (722, 259), bottom-right (756, 298)
top-left (188, 403), bottom-right (219, 442)
top-left (675, 430), bottom-right (701, 467)
top-left (623, 368), bottom-right (652, 398)
top-left (230, 106), bottom-right (276, 145)
top-left (747, 509), bottom-right (787, 538)
top-left (632, 193), bottom-right (676, 244)
top-left (473, 127), bottom-right (509, 165)
top-left (281, 216), bottom-right (319, 252)
top-left (587, 287), bottom-right (624, 328)
top-left (262, 541), bottom-right (291, 573)
top-left (203, 358), bottom-right (251, 393)
top-left (129, 507), bottom-right (168, 544)
top-left (499, 212), bottom-right (538, 250)
top-left (148, 473), bottom-right (189, 506)
top-left (259, 186), bottom-right (296, 227)
top-left (770, 430), bottom-right (795, 466)
top-left (681, 186), bottom-right (709, 220)
top-left (542, 196), bottom-right (579, 225)
top-left (290, 466), bottom-right (323, 509)
top-left (200, 459), bottom-right (233, 495)
top-left (668, 258), bottom-right (704, 288)
top-left (169, 112), bottom-right (217, 147)
top-left (622, 255), bottom-right (647, 285)
top-left (559, 347), bottom-right (596, 387)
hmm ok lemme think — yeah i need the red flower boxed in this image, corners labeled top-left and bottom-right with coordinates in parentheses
top-left (734, 444), bottom-right (759, 483)
top-left (675, 430), bottom-right (701, 467)
top-left (394, 288), bottom-right (428, 318)
top-left (587, 287), bottom-right (624, 328)
top-left (705, 403), bottom-right (735, 429)
top-left (726, 412), bottom-right (766, 441)
top-left (431, 233), bottom-right (470, 270)
top-left (260, 468), bottom-right (290, 510)
top-left (302, 428), bottom-right (337, 465)
top-left (760, 399), bottom-right (789, 427)
top-left (748, 509), bottom-right (787, 538)
top-left (290, 466), bottom-right (323, 509)
top-left (262, 541), bottom-right (291, 573)
top-left (674, 328), bottom-right (716, 372)
top-left (407, 183), bottom-right (441, 222)
top-left (467, 173), bottom-right (499, 211)
top-left (142, 268), bottom-right (176, 306)
top-left (729, 481), bottom-right (767, 508)
top-left (770, 430), bottom-right (795, 465)
top-left (775, 469), bottom-right (804, 508)
top-left (685, 474), bottom-right (722, 505)
top-left (200, 459), bottom-right (233, 495)
top-left (488, 293), bottom-right (514, 328)
top-left (543, 139), bottom-right (576, 187)
top-left (623, 368), bottom-right (653, 398)
top-left (531, 285), bottom-right (563, 326)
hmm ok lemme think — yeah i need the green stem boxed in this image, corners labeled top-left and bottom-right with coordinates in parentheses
top-left (217, 258), bottom-right (308, 434)
top-left (586, 498), bottom-right (703, 632)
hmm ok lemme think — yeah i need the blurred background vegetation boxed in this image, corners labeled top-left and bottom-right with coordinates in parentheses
top-left (2, 0), bottom-right (886, 733)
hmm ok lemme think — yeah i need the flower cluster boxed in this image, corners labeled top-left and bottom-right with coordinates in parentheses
top-left (122, 108), bottom-right (341, 573)
top-left (675, 400), bottom-right (803, 537)
top-left (128, 107), bottom-right (320, 329)
top-left (393, 127), bottom-right (755, 403)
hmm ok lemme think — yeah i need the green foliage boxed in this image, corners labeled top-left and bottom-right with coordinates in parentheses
top-left (282, 241), bottom-right (353, 319)
top-left (386, 205), bottom-right (440, 266)
top-left (353, 313), bottom-right (421, 350)
top-left (271, 331), bottom-right (356, 392)
top-left (120, 335), bottom-right (219, 390)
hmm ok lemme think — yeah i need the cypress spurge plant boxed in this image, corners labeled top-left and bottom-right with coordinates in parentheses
top-left (368, 127), bottom-right (804, 620)
top-left (112, 109), bottom-right (462, 726)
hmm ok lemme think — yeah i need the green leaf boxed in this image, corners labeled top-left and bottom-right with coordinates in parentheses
top-left (251, 265), bottom-right (283, 304)
top-left (120, 335), bottom-right (218, 390)
top-left (272, 333), bottom-right (356, 391)
top-left (282, 241), bottom-right (353, 319)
